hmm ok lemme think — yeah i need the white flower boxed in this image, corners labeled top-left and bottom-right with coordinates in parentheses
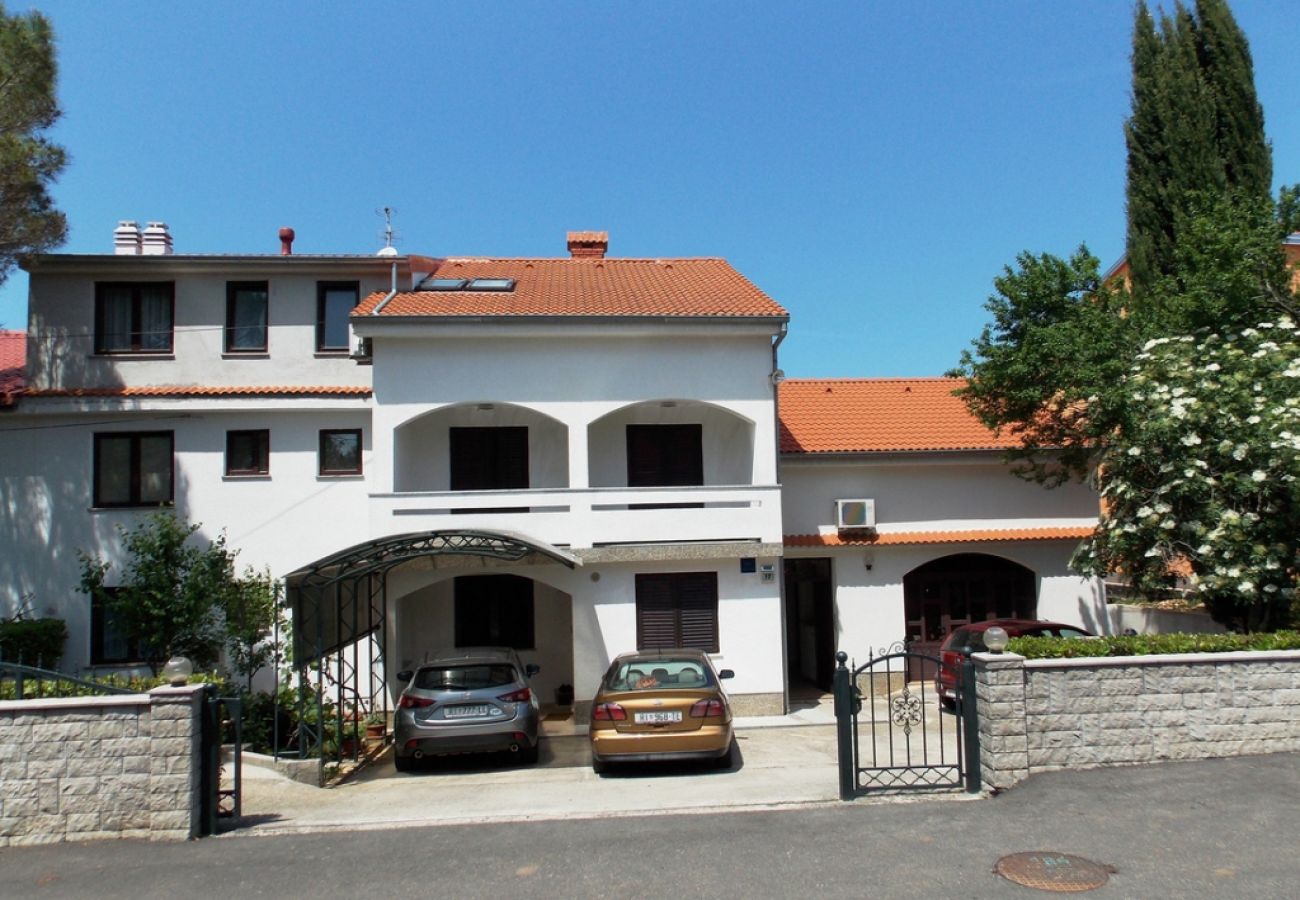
top-left (1136, 506), bottom-right (1154, 518)
top-left (1251, 470), bottom-right (1267, 482)
top-left (1128, 446), bottom-right (1143, 456)
top-left (1238, 581), bottom-right (1255, 594)
top-left (1181, 434), bottom-right (1202, 446)
top-left (1204, 363), bottom-right (1221, 372)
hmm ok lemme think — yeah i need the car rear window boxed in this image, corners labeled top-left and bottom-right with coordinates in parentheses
top-left (413, 664), bottom-right (517, 691)
top-left (604, 658), bottom-right (716, 691)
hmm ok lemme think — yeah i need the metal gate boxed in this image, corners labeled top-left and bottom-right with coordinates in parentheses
top-left (199, 688), bottom-right (242, 836)
top-left (832, 644), bottom-right (980, 798)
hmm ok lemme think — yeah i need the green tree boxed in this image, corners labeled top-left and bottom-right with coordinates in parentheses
top-left (222, 567), bottom-right (283, 692)
top-left (0, 2), bottom-right (67, 289)
top-left (1124, 0), bottom-right (1272, 298)
top-left (78, 512), bottom-right (278, 675)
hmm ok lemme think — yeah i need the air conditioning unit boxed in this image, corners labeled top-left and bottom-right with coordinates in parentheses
top-left (835, 499), bottom-right (876, 531)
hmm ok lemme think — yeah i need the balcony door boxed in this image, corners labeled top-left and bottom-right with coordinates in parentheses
top-left (626, 424), bottom-right (702, 509)
top-left (449, 426), bottom-right (528, 513)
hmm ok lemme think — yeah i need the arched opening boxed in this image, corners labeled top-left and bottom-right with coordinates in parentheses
top-left (903, 553), bottom-right (1037, 664)
top-left (586, 399), bottom-right (755, 488)
top-left (393, 402), bottom-right (569, 493)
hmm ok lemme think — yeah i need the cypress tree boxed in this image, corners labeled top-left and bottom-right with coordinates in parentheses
top-left (1122, 0), bottom-right (1273, 302)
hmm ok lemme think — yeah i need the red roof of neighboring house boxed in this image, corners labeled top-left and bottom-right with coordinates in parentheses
top-left (0, 330), bottom-right (25, 407)
top-left (24, 386), bottom-right (371, 398)
top-left (779, 378), bottom-right (1019, 454)
top-left (785, 527), bottom-right (1095, 547)
top-left (354, 257), bottom-right (787, 319)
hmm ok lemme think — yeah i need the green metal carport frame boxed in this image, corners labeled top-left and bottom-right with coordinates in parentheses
top-left (280, 529), bottom-right (580, 783)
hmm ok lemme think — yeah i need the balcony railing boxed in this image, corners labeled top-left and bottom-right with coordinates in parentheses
top-left (369, 484), bottom-right (783, 548)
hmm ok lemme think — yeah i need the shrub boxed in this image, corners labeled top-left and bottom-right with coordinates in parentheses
top-left (0, 616), bottom-right (67, 668)
top-left (1009, 630), bottom-right (1300, 659)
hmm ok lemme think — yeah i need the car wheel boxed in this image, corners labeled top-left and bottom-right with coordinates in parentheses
top-left (939, 697), bottom-right (957, 713)
top-left (517, 742), bottom-right (540, 765)
top-left (394, 753), bottom-right (414, 773)
top-left (715, 747), bottom-right (734, 770)
top-left (592, 757), bottom-right (609, 776)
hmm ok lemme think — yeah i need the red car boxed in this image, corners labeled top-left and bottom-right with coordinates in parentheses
top-left (935, 619), bottom-right (1093, 707)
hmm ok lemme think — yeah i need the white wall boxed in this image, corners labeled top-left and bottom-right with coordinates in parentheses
top-left (26, 268), bottom-right (388, 391)
top-left (788, 541), bottom-right (1106, 665)
top-left (782, 459), bottom-right (1099, 535)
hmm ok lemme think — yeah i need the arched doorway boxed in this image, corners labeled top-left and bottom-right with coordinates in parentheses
top-left (903, 553), bottom-right (1036, 667)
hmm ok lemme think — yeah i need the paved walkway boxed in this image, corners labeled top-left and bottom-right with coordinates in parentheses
top-left (235, 694), bottom-right (975, 835)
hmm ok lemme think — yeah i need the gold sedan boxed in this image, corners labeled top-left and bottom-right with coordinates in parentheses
top-left (588, 650), bottom-right (735, 774)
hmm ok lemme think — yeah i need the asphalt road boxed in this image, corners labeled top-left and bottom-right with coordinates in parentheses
top-left (1, 752), bottom-right (1297, 899)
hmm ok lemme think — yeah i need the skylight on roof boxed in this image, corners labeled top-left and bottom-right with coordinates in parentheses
top-left (464, 278), bottom-right (515, 291)
top-left (421, 278), bottom-right (468, 291)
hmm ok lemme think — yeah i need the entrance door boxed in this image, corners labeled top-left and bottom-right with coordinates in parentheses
top-left (903, 554), bottom-right (1036, 678)
top-left (784, 558), bottom-right (836, 692)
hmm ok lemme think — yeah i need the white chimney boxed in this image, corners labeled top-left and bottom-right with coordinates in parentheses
top-left (113, 220), bottom-right (141, 255)
top-left (141, 221), bottom-right (173, 256)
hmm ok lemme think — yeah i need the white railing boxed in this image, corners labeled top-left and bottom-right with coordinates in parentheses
top-left (369, 484), bottom-right (783, 548)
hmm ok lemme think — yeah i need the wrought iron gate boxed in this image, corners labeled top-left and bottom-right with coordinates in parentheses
top-left (199, 688), bottom-right (242, 836)
top-left (833, 644), bottom-right (980, 798)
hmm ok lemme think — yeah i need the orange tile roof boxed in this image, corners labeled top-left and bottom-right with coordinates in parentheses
top-left (785, 526), bottom-right (1095, 547)
top-left (354, 257), bottom-right (787, 319)
top-left (0, 330), bottom-right (24, 407)
top-left (779, 378), bottom-right (1019, 454)
top-left (25, 386), bottom-right (371, 398)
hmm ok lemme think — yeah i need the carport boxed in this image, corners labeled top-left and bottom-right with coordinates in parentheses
top-left (281, 530), bottom-right (580, 782)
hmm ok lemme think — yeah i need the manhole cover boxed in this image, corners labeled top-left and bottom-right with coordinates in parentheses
top-left (994, 852), bottom-right (1113, 892)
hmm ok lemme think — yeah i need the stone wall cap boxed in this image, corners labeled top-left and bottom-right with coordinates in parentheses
top-left (1023, 648), bottom-right (1300, 669)
top-left (972, 651), bottom-right (1026, 667)
top-left (0, 693), bottom-right (149, 712)
top-left (148, 683), bottom-right (209, 698)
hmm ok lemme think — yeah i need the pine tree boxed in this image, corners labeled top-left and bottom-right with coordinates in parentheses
top-left (0, 2), bottom-right (67, 289)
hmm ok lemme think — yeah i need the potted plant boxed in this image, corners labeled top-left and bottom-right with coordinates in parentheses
top-left (364, 712), bottom-right (386, 742)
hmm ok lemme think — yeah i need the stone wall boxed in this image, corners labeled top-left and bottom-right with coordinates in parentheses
top-left (0, 684), bottom-right (206, 846)
top-left (975, 650), bottom-right (1300, 792)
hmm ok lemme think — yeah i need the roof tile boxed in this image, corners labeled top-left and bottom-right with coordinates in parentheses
top-left (785, 527), bottom-right (1095, 547)
top-left (355, 257), bottom-right (787, 319)
top-left (0, 330), bottom-right (25, 406)
top-left (779, 378), bottom-right (1019, 454)
top-left (24, 385), bottom-right (371, 398)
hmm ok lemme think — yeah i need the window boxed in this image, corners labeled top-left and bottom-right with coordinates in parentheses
top-left (316, 282), bottom-right (359, 352)
top-left (94, 282), bottom-right (174, 354)
top-left (91, 588), bottom-right (143, 665)
top-left (225, 429), bottom-right (269, 476)
top-left (454, 575), bottom-right (534, 649)
top-left (319, 429), bottom-right (362, 475)
top-left (225, 281), bottom-right (268, 353)
top-left (93, 431), bottom-right (174, 508)
top-left (635, 572), bottom-right (719, 652)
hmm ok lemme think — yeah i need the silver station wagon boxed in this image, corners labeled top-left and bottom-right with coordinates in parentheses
top-left (393, 647), bottom-right (541, 771)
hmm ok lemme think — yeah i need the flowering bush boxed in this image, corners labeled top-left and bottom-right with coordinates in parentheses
top-left (1075, 318), bottom-right (1300, 631)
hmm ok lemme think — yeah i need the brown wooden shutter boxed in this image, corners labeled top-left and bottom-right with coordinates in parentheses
top-left (676, 573), bottom-right (719, 652)
top-left (626, 425), bottom-right (703, 487)
top-left (635, 572), bottom-right (718, 651)
top-left (635, 575), bottom-right (679, 649)
top-left (450, 427), bottom-right (529, 490)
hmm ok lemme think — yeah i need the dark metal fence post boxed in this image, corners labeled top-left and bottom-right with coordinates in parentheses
top-left (832, 650), bottom-right (855, 800)
top-left (199, 684), bottom-right (218, 836)
top-left (961, 657), bottom-right (981, 793)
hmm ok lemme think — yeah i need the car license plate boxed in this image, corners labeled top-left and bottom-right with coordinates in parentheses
top-left (445, 705), bottom-right (493, 719)
top-left (634, 711), bottom-right (682, 725)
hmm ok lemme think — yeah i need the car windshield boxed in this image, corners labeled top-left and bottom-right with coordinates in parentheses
top-left (413, 664), bottom-right (517, 691)
top-left (605, 658), bottom-right (715, 691)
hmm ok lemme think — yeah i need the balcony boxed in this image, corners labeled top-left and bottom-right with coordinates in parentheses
top-left (369, 483), bottom-right (783, 549)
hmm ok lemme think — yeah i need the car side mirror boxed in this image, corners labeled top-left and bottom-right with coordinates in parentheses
top-left (719, 669), bottom-right (735, 680)
top-left (525, 664), bottom-right (540, 677)
top-left (397, 670), bottom-right (413, 683)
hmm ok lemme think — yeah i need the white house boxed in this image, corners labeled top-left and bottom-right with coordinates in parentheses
top-left (0, 223), bottom-right (1105, 717)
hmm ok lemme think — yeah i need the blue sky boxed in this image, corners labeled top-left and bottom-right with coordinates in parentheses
top-left (3, 1), bottom-right (1297, 377)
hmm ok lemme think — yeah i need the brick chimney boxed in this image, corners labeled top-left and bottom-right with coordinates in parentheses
top-left (567, 231), bottom-right (608, 259)
top-left (113, 220), bottom-right (141, 255)
top-left (141, 221), bottom-right (173, 255)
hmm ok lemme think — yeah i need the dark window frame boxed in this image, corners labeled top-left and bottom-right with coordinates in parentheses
top-left (316, 281), bottom-right (359, 352)
top-left (453, 574), bottom-right (536, 650)
top-left (635, 572), bottom-right (720, 653)
top-left (225, 429), bottom-right (270, 476)
top-left (93, 281), bottom-right (175, 354)
top-left (319, 428), bottom-right (363, 475)
top-left (90, 587), bottom-right (144, 666)
top-left (224, 281), bottom-right (269, 353)
top-left (92, 431), bottom-right (175, 508)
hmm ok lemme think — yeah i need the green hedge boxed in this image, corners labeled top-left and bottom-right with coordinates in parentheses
top-left (0, 617), bottom-right (67, 668)
top-left (0, 671), bottom-right (220, 701)
top-left (1008, 630), bottom-right (1300, 659)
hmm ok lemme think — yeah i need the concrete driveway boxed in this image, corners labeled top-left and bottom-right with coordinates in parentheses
top-left (234, 692), bottom-right (973, 835)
